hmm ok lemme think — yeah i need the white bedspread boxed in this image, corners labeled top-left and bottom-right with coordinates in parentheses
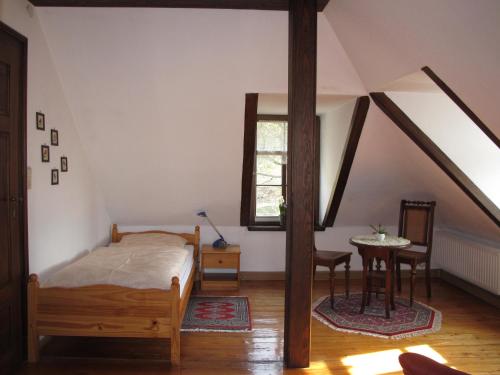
top-left (42, 244), bottom-right (190, 290)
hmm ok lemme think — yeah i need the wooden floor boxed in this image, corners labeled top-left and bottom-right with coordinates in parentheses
top-left (16, 279), bottom-right (500, 375)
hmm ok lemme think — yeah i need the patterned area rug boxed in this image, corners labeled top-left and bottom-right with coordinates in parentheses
top-left (312, 293), bottom-right (441, 339)
top-left (181, 296), bottom-right (252, 332)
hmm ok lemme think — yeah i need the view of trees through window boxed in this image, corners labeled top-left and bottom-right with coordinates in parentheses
top-left (255, 120), bottom-right (288, 218)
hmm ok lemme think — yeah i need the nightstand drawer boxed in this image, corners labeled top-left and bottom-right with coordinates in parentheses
top-left (203, 253), bottom-right (239, 269)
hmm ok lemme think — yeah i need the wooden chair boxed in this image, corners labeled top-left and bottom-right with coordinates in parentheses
top-left (313, 247), bottom-right (351, 309)
top-left (396, 200), bottom-right (436, 306)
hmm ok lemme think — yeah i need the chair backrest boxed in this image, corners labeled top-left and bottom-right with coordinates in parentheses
top-left (398, 200), bottom-right (436, 256)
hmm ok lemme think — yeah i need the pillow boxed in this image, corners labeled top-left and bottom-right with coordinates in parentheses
top-left (118, 232), bottom-right (187, 248)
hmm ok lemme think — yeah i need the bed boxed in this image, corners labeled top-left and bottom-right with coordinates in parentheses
top-left (27, 224), bottom-right (200, 366)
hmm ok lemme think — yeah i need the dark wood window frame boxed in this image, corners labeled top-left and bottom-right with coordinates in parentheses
top-left (251, 114), bottom-right (289, 227)
top-left (241, 110), bottom-right (321, 231)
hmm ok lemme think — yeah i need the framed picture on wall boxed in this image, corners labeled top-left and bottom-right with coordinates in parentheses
top-left (36, 112), bottom-right (45, 130)
top-left (51, 129), bottom-right (59, 146)
top-left (61, 156), bottom-right (68, 172)
top-left (41, 145), bottom-right (49, 162)
top-left (51, 169), bottom-right (59, 185)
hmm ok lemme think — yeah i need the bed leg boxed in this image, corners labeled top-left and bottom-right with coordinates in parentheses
top-left (27, 274), bottom-right (40, 363)
top-left (171, 276), bottom-right (181, 366)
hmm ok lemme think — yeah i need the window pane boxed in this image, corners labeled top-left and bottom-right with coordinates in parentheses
top-left (257, 121), bottom-right (287, 152)
top-left (256, 186), bottom-right (283, 217)
top-left (256, 154), bottom-right (284, 185)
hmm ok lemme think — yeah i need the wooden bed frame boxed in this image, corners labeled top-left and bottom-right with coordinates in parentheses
top-left (27, 224), bottom-right (200, 366)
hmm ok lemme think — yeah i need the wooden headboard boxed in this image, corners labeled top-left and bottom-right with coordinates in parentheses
top-left (111, 224), bottom-right (201, 260)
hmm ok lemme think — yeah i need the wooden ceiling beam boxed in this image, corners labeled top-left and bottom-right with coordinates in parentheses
top-left (371, 92), bottom-right (500, 227)
top-left (284, 0), bottom-right (317, 368)
top-left (28, 0), bottom-right (330, 11)
top-left (421, 66), bottom-right (499, 148)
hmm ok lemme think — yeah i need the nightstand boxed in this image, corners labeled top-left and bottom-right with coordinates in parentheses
top-left (201, 244), bottom-right (241, 290)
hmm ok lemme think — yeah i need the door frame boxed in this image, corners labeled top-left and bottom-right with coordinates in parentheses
top-left (0, 21), bottom-right (29, 362)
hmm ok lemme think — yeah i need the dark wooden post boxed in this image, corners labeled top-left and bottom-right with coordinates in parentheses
top-left (284, 0), bottom-right (317, 368)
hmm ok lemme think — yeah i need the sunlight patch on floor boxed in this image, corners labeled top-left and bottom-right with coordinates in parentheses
top-left (341, 349), bottom-right (404, 375)
top-left (341, 344), bottom-right (447, 375)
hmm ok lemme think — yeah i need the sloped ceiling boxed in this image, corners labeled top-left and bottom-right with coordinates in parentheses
top-left (37, 5), bottom-right (499, 241)
top-left (324, 0), bottom-right (500, 136)
top-left (338, 106), bottom-right (500, 241)
top-left (323, 0), bottom-right (499, 240)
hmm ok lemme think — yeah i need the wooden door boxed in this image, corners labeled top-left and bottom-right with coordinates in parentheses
top-left (0, 22), bottom-right (27, 374)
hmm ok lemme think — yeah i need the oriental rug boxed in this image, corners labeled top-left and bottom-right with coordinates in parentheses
top-left (312, 293), bottom-right (441, 339)
top-left (181, 296), bottom-right (252, 332)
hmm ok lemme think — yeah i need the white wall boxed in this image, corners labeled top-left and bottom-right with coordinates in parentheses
top-left (319, 99), bottom-right (356, 220)
top-left (36, 8), bottom-right (366, 227)
top-left (0, 0), bottom-right (111, 275)
top-left (387, 91), bottom-right (500, 210)
top-left (334, 105), bottom-right (500, 242)
top-left (120, 224), bottom-right (403, 272)
top-left (3, 3), bottom-right (497, 279)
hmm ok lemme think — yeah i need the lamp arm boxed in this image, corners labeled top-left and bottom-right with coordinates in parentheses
top-left (205, 216), bottom-right (225, 240)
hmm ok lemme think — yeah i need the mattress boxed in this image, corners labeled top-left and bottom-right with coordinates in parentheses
top-left (42, 243), bottom-right (194, 292)
top-left (180, 245), bottom-right (194, 295)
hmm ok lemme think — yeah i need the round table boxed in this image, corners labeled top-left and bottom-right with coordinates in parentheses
top-left (350, 235), bottom-right (411, 319)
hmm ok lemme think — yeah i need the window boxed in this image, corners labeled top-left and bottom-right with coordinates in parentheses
top-left (253, 116), bottom-right (288, 221)
top-left (240, 96), bottom-right (320, 229)
top-left (250, 114), bottom-right (319, 228)
top-left (241, 93), bottom-right (369, 230)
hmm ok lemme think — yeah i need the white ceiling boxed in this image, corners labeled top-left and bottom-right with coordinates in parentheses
top-left (324, 0), bottom-right (500, 136)
top-left (257, 93), bottom-right (356, 115)
top-left (377, 71), bottom-right (441, 93)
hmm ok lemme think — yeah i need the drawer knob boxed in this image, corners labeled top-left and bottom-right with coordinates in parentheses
top-left (218, 260), bottom-right (223, 264)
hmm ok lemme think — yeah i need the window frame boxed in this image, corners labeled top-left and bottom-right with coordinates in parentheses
top-left (240, 108), bottom-right (321, 230)
top-left (241, 94), bottom-right (370, 231)
top-left (251, 114), bottom-right (289, 226)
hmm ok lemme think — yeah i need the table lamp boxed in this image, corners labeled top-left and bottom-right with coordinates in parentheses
top-left (196, 210), bottom-right (228, 249)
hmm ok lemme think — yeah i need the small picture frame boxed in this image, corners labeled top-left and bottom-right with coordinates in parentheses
top-left (51, 129), bottom-right (59, 146)
top-left (36, 112), bottom-right (45, 130)
top-left (41, 145), bottom-right (50, 162)
top-left (51, 169), bottom-right (59, 185)
top-left (61, 156), bottom-right (68, 172)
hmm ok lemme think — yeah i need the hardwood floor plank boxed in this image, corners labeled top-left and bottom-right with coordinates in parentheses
top-left (16, 279), bottom-right (500, 375)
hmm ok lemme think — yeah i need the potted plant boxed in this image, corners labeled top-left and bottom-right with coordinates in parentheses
top-left (370, 224), bottom-right (388, 241)
top-left (279, 197), bottom-right (287, 227)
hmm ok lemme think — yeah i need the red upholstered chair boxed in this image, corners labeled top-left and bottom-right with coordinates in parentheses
top-left (399, 353), bottom-right (470, 375)
top-left (396, 200), bottom-right (436, 306)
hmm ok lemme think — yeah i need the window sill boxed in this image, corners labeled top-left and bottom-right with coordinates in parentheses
top-left (248, 225), bottom-right (285, 231)
top-left (247, 225), bottom-right (326, 232)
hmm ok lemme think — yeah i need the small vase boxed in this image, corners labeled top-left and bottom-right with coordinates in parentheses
top-left (375, 233), bottom-right (386, 241)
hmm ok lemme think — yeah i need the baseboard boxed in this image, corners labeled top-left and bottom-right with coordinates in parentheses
top-left (240, 269), bottom-right (500, 308)
top-left (440, 270), bottom-right (500, 309)
top-left (240, 269), bottom-right (440, 281)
